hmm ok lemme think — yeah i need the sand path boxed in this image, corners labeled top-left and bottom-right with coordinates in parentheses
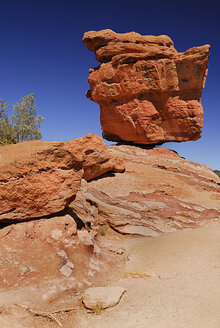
top-left (79, 220), bottom-right (220, 328)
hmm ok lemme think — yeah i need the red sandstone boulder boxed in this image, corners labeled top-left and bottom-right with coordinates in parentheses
top-left (0, 134), bottom-right (125, 221)
top-left (70, 144), bottom-right (220, 236)
top-left (83, 29), bottom-right (210, 145)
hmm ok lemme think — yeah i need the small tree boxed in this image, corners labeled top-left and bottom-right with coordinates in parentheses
top-left (0, 94), bottom-right (44, 144)
top-left (0, 99), bottom-right (14, 144)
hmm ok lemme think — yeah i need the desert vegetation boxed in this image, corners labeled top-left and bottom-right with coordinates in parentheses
top-left (214, 170), bottom-right (220, 177)
top-left (0, 94), bottom-right (44, 145)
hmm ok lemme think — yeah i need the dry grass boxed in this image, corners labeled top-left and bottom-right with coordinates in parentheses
top-left (124, 270), bottom-right (152, 278)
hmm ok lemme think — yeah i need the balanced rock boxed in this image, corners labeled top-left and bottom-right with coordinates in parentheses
top-left (71, 144), bottom-right (220, 235)
top-left (83, 29), bottom-right (210, 145)
top-left (0, 134), bottom-right (125, 221)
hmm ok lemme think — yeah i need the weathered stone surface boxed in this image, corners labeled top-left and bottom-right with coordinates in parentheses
top-left (83, 29), bottom-right (210, 144)
top-left (0, 134), bottom-right (125, 221)
top-left (0, 215), bottom-right (78, 291)
top-left (76, 133), bottom-right (125, 181)
top-left (0, 214), bottom-right (124, 300)
top-left (83, 29), bottom-right (176, 62)
top-left (82, 286), bottom-right (126, 310)
top-left (70, 145), bottom-right (220, 236)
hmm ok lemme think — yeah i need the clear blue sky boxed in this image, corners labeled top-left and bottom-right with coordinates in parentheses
top-left (0, 0), bottom-right (219, 169)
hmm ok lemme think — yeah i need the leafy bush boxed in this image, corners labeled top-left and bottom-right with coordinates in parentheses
top-left (214, 170), bottom-right (220, 177)
top-left (0, 94), bottom-right (44, 145)
top-left (100, 227), bottom-right (107, 236)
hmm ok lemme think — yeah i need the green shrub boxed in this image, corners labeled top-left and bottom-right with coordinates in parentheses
top-left (100, 227), bottom-right (107, 236)
top-left (214, 170), bottom-right (220, 177)
top-left (0, 94), bottom-right (44, 145)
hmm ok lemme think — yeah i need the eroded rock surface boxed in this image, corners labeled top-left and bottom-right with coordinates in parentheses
top-left (0, 215), bottom-right (78, 292)
top-left (71, 145), bottom-right (220, 236)
top-left (0, 134), bottom-right (126, 305)
top-left (83, 29), bottom-right (210, 144)
top-left (0, 134), bottom-right (125, 222)
top-left (0, 213), bottom-right (125, 305)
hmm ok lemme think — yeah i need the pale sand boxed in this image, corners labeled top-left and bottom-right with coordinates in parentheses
top-left (79, 220), bottom-right (220, 328)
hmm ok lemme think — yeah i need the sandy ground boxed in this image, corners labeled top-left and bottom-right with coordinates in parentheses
top-left (0, 220), bottom-right (220, 328)
top-left (79, 220), bottom-right (220, 328)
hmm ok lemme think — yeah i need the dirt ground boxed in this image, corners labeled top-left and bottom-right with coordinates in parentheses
top-left (0, 219), bottom-right (220, 328)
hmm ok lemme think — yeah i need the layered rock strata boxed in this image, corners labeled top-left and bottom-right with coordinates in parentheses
top-left (83, 29), bottom-right (210, 144)
top-left (0, 139), bottom-right (219, 299)
top-left (0, 134), bottom-right (125, 296)
top-left (71, 145), bottom-right (220, 236)
top-left (0, 134), bottom-right (125, 221)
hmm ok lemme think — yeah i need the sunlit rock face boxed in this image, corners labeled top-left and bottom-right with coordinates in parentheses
top-left (70, 144), bottom-right (220, 236)
top-left (83, 29), bottom-right (210, 145)
top-left (0, 133), bottom-right (125, 222)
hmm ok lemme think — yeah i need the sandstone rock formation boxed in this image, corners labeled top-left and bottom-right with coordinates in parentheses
top-left (0, 139), bottom-right (219, 309)
top-left (83, 29), bottom-right (210, 145)
top-left (0, 134), bottom-right (126, 300)
top-left (0, 30), bottom-right (218, 326)
top-left (0, 134), bottom-right (125, 222)
top-left (71, 144), bottom-right (220, 236)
